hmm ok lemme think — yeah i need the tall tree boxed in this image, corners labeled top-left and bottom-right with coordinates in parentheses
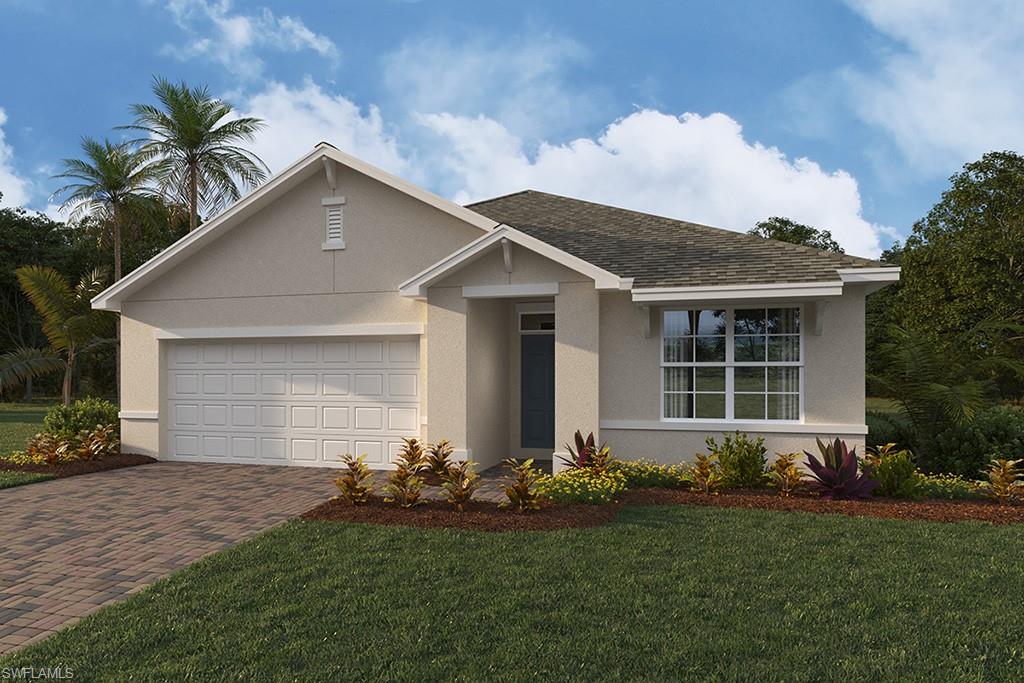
top-left (123, 77), bottom-right (269, 232)
top-left (0, 266), bottom-right (113, 405)
top-left (749, 216), bottom-right (844, 253)
top-left (52, 137), bottom-right (159, 282)
top-left (896, 151), bottom-right (1024, 355)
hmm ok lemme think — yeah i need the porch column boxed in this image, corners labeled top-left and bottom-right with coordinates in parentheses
top-left (553, 282), bottom-right (600, 471)
top-left (426, 287), bottom-right (469, 457)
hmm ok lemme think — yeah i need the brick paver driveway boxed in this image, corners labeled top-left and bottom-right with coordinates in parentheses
top-left (0, 462), bottom-right (335, 653)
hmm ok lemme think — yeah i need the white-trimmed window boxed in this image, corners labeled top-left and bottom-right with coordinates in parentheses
top-left (661, 306), bottom-right (802, 421)
top-left (322, 196), bottom-right (346, 250)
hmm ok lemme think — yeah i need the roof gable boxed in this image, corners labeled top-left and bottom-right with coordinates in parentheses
top-left (92, 144), bottom-right (498, 311)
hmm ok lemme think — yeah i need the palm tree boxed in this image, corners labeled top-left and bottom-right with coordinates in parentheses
top-left (52, 137), bottom-right (159, 282)
top-left (123, 77), bottom-right (269, 232)
top-left (0, 267), bottom-right (113, 405)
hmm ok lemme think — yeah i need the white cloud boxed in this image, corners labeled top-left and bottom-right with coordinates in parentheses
top-left (421, 109), bottom-right (887, 257)
top-left (382, 30), bottom-right (597, 141)
top-left (0, 107), bottom-right (32, 209)
top-left (237, 79), bottom-right (412, 178)
top-left (162, 0), bottom-right (339, 79)
top-left (840, 0), bottom-right (1024, 169)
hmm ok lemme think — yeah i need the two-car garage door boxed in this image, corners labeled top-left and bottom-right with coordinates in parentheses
top-left (165, 337), bottom-right (420, 468)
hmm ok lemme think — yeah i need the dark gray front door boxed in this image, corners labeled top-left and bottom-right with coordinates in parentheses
top-left (521, 334), bottom-right (555, 448)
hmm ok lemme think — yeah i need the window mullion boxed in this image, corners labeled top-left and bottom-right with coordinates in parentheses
top-left (725, 308), bottom-right (734, 419)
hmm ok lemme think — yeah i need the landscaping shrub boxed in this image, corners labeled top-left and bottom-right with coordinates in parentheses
top-left (537, 468), bottom-right (627, 505)
top-left (500, 458), bottom-right (544, 512)
top-left (7, 433), bottom-right (74, 466)
top-left (43, 397), bottom-right (119, 440)
top-left (984, 458), bottom-right (1022, 505)
top-left (75, 424), bottom-right (119, 461)
top-left (334, 454), bottom-right (374, 505)
top-left (684, 454), bottom-right (722, 494)
top-left (923, 405), bottom-right (1024, 477)
top-left (863, 443), bottom-right (922, 499)
top-left (441, 460), bottom-right (480, 512)
top-left (558, 430), bottom-right (615, 472)
top-left (866, 410), bottom-right (912, 451)
top-left (425, 439), bottom-right (454, 475)
top-left (768, 453), bottom-right (803, 497)
top-left (706, 432), bottom-right (767, 488)
top-left (609, 459), bottom-right (687, 489)
top-left (384, 440), bottom-right (425, 508)
top-left (804, 438), bottom-right (879, 500)
top-left (916, 473), bottom-right (986, 500)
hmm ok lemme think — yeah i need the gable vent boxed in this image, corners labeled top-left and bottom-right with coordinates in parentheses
top-left (321, 196), bottom-right (346, 250)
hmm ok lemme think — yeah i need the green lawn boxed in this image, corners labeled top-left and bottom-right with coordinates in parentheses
top-left (0, 470), bottom-right (55, 489)
top-left (4, 506), bottom-right (1024, 681)
top-left (0, 402), bottom-right (51, 456)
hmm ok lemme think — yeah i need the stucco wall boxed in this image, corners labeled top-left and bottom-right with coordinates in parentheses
top-left (598, 287), bottom-right (869, 464)
top-left (118, 165), bottom-right (484, 456)
top-left (465, 298), bottom-right (510, 468)
top-left (554, 282), bottom-right (601, 471)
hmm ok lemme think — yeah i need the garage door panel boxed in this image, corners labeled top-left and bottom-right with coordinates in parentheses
top-left (166, 338), bottom-right (419, 468)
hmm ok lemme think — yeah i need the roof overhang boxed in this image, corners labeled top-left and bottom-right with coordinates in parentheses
top-left (92, 143), bottom-right (499, 312)
top-left (398, 224), bottom-right (631, 298)
top-left (630, 267), bottom-right (899, 304)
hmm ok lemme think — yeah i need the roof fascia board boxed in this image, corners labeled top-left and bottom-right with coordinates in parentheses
top-left (398, 225), bottom-right (626, 298)
top-left (837, 267), bottom-right (901, 283)
top-left (93, 144), bottom-right (499, 312)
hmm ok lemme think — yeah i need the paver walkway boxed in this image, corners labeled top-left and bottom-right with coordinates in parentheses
top-left (0, 462), bottom-right (335, 653)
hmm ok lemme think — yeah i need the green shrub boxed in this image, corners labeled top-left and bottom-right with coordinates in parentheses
top-left (923, 406), bottom-right (1024, 476)
top-left (866, 411), bottom-right (912, 451)
top-left (916, 473), bottom-right (985, 500)
top-left (537, 468), bottom-right (627, 505)
top-left (706, 432), bottom-right (767, 488)
top-left (864, 444), bottom-right (922, 499)
top-left (684, 454), bottom-right (723, 495)
top-left (609, 459), bottom-right (687, 488)
top-left (43, 398), bottom-right (119, 440)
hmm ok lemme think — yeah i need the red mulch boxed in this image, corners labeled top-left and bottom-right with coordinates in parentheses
top-left (301, 496), bottom-right (620, 532)
top-left (303, 487), bottom-right (1024, 532)
top-left (0, 453), bottom-right (156, 478)
top-left (622, 488), bottom-right (1024, 525)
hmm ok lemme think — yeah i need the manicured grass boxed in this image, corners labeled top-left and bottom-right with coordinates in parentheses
top-left (866, 396), bottom-right (900, 414)
top-left (4, 506), bottom-right (1024, 680)
top-left (0, 402), bottom-right (52, 456)
top-left (0, 470), bottom-right (54, 489)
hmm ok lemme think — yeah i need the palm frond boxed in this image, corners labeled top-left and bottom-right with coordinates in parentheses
top-left (0, 347), bottom-right (63, 392)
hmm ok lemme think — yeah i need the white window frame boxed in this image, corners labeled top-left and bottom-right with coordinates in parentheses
top-left (322, 196), bottom-right (346, 250)
top-left (659, 305), bottom-right (804, 424)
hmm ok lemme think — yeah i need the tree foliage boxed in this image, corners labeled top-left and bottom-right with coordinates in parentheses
top-left (748, 216), bottom-right (843, 253)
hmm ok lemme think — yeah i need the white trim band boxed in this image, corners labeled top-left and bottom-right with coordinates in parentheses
top-left (600, 419), bottom-right (869, 435)
top-left (462, 283), bottom-right (559, 298)
top-left (119, 411), bottom-right (159, 421)
top-left (632, 281), bottom-right (844, 303)
top-left (154, 323), bottom-right (424, 340)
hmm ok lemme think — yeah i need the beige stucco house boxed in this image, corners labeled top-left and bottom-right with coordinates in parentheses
top-left (92, 143), bottom-right (899, 471)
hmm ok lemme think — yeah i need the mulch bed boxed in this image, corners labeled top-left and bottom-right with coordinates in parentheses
top-left (623, 488), bottom-right (1024, 525)
top-left (301, 496), bottom-right (620, 532)
top-left (304, 487), bottom-right (1024, 532)
top-left (0, 453), bottom-right (156, 478)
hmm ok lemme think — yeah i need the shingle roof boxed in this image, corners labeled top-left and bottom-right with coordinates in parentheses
top-left (466, 190), bottom-right (889, 289)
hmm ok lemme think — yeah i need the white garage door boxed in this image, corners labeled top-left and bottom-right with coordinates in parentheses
top-left (165, 337), bottom-right (420, 468)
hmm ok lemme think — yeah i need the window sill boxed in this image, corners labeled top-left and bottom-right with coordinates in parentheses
top-left (600, 419), bottom-right (868, 435)
top-left (322, 241), bottom-right (346, 251)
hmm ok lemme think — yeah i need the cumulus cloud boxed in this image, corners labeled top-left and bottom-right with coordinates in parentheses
top-left (840, 0), bottom-right (1024, 169)
top-left (236, 79), bottom-right (411, 177)
top-left (161, 0), bottom-right (339, 79)
top-left (381, 30), bottom-right (598, 141)
top-left (0, 107), bottom-right (32, 209)
top-left (421, 109), bottom-right (887, 257)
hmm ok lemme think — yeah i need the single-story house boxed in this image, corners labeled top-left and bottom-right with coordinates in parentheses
top-left (92, 142), bottom-right (899, 471)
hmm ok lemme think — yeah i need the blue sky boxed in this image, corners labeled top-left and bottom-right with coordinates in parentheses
top-left (1, 0), bottom-right (1022, 257)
